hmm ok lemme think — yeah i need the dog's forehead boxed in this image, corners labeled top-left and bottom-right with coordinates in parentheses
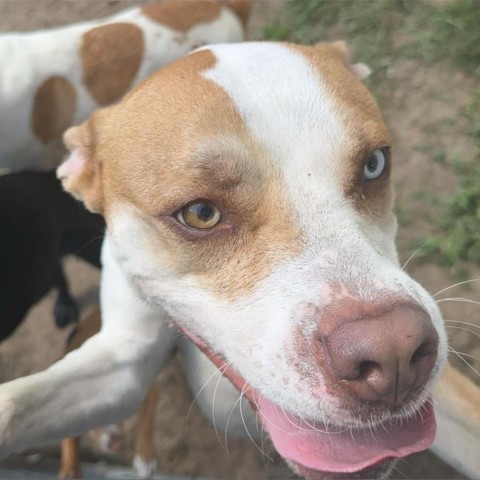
top-left (104, 43), bottom-right (388, 196)
top-left (96, 42), bottom-right (393, 240)
top-left (201, 42), bottom-right (388, 170)
top-left (203, 42), bottom-right (345, 163)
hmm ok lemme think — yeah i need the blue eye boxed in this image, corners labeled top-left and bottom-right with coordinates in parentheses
top-left (363, 149), bottom-right (386, 180)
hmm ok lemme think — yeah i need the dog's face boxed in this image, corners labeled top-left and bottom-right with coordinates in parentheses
top-left (59, 42), bottom-right (447, 479)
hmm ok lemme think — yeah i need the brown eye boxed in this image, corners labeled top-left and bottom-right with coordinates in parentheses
top-left (176, 200), bottom-right (221, 229)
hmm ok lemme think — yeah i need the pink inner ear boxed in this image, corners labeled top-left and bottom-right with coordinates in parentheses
top-left (350, 62), bottom-right (371, 81)
top-left (57, 149), bottom-right (87, 180)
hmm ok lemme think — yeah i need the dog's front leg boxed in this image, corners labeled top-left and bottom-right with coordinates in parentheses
top-left (0, 235), bottom-right (175, 458)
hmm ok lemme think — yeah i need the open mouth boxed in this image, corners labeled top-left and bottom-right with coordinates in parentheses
top-left (181, 328), bottom-right (436, 479)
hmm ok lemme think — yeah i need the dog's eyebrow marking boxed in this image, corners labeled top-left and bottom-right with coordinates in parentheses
top-left (188, 137), bottom-right (259, 193)
top-left (141, 1), bottom-right (222, 32)
top-left (31, 76), bottom-right (77, 144)
top-left (192, 154), bottom-right (245, 191)
top-left (81, 23), bottom-right (144, 105)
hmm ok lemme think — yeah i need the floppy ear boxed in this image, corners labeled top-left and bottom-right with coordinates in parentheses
top-left (329, 40), bottom-right (372, 81)
top-left (57, 119), bottom-right (104, 214)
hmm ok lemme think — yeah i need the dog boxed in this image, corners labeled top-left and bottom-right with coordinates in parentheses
top-left (58, 307), bottom-right (160, 479)
top-left (0, 0), bottom-right (249, 173)
top-left (0, 40), bottom-right (479, 480)
top-left (0, 171), bottom-right (104, 340)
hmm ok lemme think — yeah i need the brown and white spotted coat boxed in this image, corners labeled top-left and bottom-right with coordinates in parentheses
top-left (0, 0), bottom-right (249, 173)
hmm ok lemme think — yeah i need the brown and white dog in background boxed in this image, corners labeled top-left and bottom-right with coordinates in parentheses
top-left (0, 0), bottom-right (249, 173)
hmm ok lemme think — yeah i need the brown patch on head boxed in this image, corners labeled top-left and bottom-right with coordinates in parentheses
top-left (226, 0), bottom-right (251, 29)
top-left (142, 1), bottom-right (222, 33)
top-left (81, 23), bottom-right (144, 105)
top-left (63, 49), bottom-right (301, 301)
top-left (31, 76), bottom-right (76, 144)
top-left (293, 43), bottom-right (393, 220)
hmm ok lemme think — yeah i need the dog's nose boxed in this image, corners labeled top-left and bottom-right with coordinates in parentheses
top-left (318, 305), bottom-right (438, 406)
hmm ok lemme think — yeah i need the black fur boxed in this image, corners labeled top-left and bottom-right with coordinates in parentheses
top-left (0, 171), bottom-right (104, 341)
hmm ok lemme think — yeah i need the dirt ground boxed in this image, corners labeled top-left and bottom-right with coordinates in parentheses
top-left (0, 1), bottom-right (478, 479)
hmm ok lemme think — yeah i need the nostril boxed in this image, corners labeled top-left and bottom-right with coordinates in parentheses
top-left (411, 341), bottom-right (436, 364)
top-left (358, 360), bottom-right (381, 380)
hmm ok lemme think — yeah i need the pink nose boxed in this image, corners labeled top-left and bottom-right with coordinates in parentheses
top-left (318, 304), bottom-right (438, 406)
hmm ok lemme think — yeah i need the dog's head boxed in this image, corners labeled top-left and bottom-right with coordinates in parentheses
top-left (58, 42), bottom-right (447, 479)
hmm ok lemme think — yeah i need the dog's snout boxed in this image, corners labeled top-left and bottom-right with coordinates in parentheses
top-left (318, 305), bottom-right (438, 406)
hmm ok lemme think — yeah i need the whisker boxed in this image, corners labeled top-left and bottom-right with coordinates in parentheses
top-left (445, 325), bottom-right (480, 341)
top-left (238, 384), bottom-right (272, 461)
top-left (390, 458), bottom-right (410, 479)
top-left (448, 345), bottom-right (480, 363)
top-left (433, 278), bottom-right (480, 297)
top-left (449, 349), bottom-right (480, 378)
top-left (279, 403), bottom-right (322, 434)
top-left (211, 362), bottom-right (232, 451)
top-left (185, 360), bottom-right (230, 428)
top-left (437, 297), bottom-right (480, 306)
top-left (447, 348), bottom-right (480, 364)
top-left (445, 319), bottom-right (480, 331)
top-left (401, 240), bottom-right (431, 271)
top-left (223, 392), bottom-right (243, 454)
top-left (72, 234), bottom-right (105, 258)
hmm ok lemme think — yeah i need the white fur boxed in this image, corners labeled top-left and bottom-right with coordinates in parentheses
top-left (0, 4), bottom-right (244, 172)
top-left (98, 424), bottom-right (122, 454)
top-left (133, 454), bottom-right (157, 479)
top-left (0, 236), bottom-right (175, 457)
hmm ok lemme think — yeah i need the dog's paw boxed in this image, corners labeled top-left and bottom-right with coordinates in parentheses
top-left (133, 454), bottom-right (156, 479)
top-left (54, 298), bottom-right (79, 328)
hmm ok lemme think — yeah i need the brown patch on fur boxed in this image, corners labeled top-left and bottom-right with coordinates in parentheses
top-left (142, 1), bottom-right (222, 32)
top-left (293, 43), bottom-right (393, 220)
top-left (226, 0), bottom-right (251, 29)
top-left (81, 23), bottom-right (144, 105)
top-left (135, 382), bottom-right (160, 463)
top-left (31, 76), bottom-right (76, 144)
top-left (62, 49), bottom-right (301, 301)
top-left (59, 437), bottom-right (81, 479)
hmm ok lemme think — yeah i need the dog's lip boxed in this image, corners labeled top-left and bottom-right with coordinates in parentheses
top-left (179, 327), bottom-right (436, 477)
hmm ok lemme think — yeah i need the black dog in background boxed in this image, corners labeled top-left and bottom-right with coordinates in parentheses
top-left (0, 171), bottom-right (104, 341)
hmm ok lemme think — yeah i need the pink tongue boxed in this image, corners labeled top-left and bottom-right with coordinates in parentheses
top-left (258, 397), bottom-right (436, 473)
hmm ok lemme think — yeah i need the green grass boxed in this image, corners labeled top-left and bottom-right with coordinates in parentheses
top-left (264, 0), bottom-right (480, 274)
top-left (408, 0), bottom-right (480, 76)
top-left (420, 90), bottom-right (480, 273)
top-left (264, 0), bottom-right (411, 98)
top-left (264, 0), bottom-right (480, 92)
